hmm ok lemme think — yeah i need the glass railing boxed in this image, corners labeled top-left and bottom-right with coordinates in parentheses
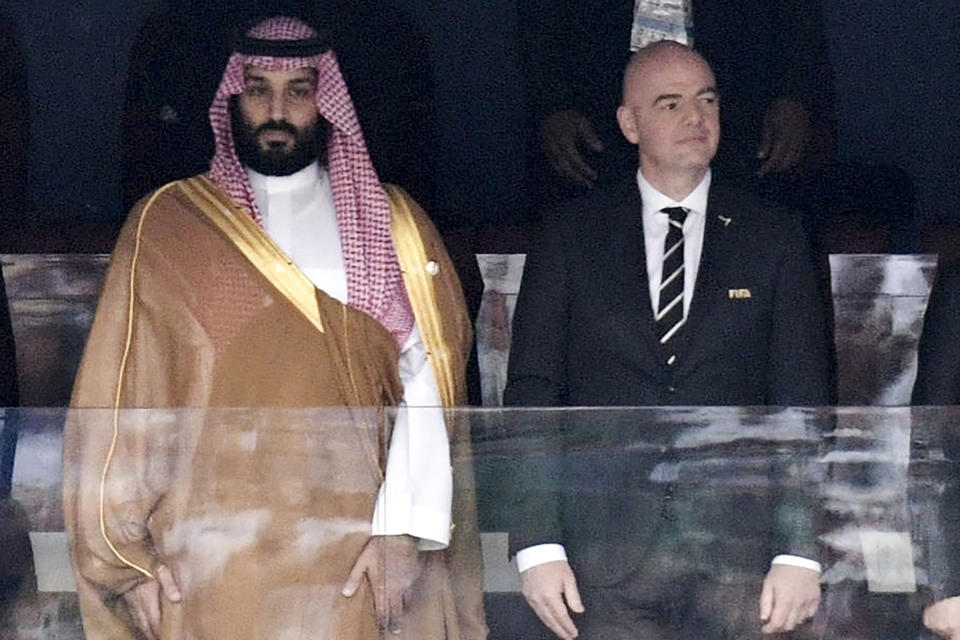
top-left (2, 406), bottom-right (957, 638)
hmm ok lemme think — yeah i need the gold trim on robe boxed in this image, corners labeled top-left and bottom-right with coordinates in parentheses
top-left (386, 184), bottom-right (486, 639)
top-left (386, 183), bottom-right (472, 411)
top-left (179, 175), bottom-right (325, 335)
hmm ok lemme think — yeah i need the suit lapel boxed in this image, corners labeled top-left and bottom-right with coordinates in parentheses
top-left (624, 191), bottom-right (668, 363)
top-left (674, 188), bottom-right (736, 367)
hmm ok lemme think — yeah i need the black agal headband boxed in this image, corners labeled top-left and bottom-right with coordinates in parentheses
top-left (233, 23), bottom-right (331, 57)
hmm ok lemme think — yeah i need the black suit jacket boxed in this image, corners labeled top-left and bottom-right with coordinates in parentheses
top-left (505, 179), bottom-right (831, 406)
top-left (502, 179), bottom-right (832, 586)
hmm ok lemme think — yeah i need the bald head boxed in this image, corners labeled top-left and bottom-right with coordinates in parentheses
top-left (622, 41), bottom-right (714, 105)
top-left (615, 40), bottom-right (720, 200)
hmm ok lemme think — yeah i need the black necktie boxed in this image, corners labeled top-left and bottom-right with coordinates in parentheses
top-left (656, 207), bottom-right (688, 361)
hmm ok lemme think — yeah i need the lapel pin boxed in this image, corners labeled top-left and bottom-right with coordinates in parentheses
top-left (718, 215), bottom-right (732, 227)
top-left (728, 288), bottom-right (752, 299)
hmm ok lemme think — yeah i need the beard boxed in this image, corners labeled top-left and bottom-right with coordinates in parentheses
top-left (230, 97), bottom-right (331, 176)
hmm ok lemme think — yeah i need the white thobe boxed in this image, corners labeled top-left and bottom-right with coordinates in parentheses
top-left (248, 162), bottom-right (452, 549)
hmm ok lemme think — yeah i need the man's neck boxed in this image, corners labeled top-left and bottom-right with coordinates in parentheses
top-left (639, 166), bottom-right (708, 202)
top-left (246, 161), bottom-right (322, 193)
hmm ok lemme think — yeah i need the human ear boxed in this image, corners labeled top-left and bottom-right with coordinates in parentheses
top-left (616, 105), bottom-right (640, 145)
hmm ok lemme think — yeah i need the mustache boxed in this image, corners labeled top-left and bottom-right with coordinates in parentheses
top-left (256, 120), bottom-right (299, 136)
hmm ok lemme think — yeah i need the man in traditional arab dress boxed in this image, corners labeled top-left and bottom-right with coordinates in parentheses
top-left (64, 15), bottom-right (486, 640)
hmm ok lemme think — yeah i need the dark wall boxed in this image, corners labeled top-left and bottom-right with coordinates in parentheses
top-left (1, 1), bottom-right (957, 226)
top-left (398, 0), bottom-right (526, 226)
top-left (1, 0), bottom-right (164, 221)
top-left (822, 1), bottom-right (960, 224)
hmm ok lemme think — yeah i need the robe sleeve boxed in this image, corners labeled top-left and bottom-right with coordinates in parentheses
top-left (386, 184), bottom-right (487, 639)
top-left (65, 194), bottom-right (213, 605)
top-left (371, 324), bottom-right (453, 548)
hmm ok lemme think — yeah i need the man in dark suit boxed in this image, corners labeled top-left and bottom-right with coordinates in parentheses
top-left (912, 259), bottom-right (960, 639)
top-left (503, 41), bottom-right (832, 639)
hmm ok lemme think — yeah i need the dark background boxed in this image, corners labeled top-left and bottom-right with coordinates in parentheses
top-left (1, 1), bottom-right (957, 232)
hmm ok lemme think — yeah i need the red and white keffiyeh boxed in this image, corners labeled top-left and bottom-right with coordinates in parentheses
top-left (208, 16), bottom-right (413, 346)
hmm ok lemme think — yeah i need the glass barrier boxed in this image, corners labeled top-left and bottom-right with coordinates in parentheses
top-left (1, 407), bottom-right (957, 638)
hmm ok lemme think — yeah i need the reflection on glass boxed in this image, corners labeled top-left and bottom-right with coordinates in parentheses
top-left (0, 407), bottom-right (957, 638)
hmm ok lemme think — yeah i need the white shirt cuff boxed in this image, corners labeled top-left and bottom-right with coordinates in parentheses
top-left (516, 544), bottom-right (568, 573)
top-left (516, 549), bottom-right (819, 575)
top-left (371, 501), bottom-right (451, 548)
top-left (771, 554), bottom-right (822, 574)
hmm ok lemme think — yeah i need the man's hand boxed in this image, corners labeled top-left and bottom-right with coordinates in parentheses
top-left (756, 98), bottom-right (811, 178)
top-left (759, 564), bottom-right (820, 634)
top-left (122, 564), bottom-right (182, 640)
top-left (924, 596), bottom-right (960, 639)
top-left (342, 535), bottom-right (423, 634)
top-left (541, 110), bottom-right (605, 188)
top-left (521, 560), bottom-right (585, 640)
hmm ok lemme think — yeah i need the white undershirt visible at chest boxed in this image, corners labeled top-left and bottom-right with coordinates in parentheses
top-left (247, 161), bottom-right (348, 303)
top-left (639, 169), bottom-right (710, 318)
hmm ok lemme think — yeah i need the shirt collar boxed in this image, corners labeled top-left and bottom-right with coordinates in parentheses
top-left (637, 169), bottom-right (711, 222)
top-left (247, 160), bottom-right (322, 195)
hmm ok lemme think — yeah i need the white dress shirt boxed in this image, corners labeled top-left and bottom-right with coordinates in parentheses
top-left (248, 162), bottom-right (452, 549)
top-left (639, 169), bottom-right (709, 318)
top-left (516, 169), bottom-right (821, 574)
